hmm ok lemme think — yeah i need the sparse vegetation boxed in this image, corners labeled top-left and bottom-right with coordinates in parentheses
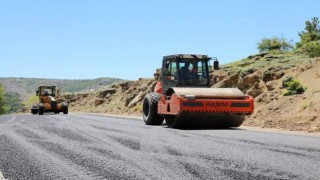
top-left (312, 90), bottom-right (320, 94)
top-left (0, 83), bottom-right (6, 114)
top-left (24, 95), bottom-right (39, 108)
top-left (300, 101), bottom-right (311, 111)
top-left (134, 104), bottom-right (143, 112)
top-left (282, 76), bottom-right (305, 96)
top-left (238, 68), bottom-right (256, 78)
top-left (61, 78), bottom-right (123, 93)
top-left (222, 53), bottom-right (309, 76)
top-left (257, 37), bottom-right (293, 53)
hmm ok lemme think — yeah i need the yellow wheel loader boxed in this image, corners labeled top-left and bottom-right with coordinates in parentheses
top-left (31, 86), bottom-right (68, 115)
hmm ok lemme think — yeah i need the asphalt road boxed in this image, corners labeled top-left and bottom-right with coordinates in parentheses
top-left (0, 113), bottom-right (319, 180)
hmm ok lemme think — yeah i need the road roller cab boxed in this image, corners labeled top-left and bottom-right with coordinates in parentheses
top-left (31, 86), bottom-right (68, 115)
top-left (154, 54), bottom-right (216, 93)
top-left (143, 54), bottom-right (254, 128)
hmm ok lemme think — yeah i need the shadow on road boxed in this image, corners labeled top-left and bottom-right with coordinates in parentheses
top-left (163, 121), bottom-right (245, 131)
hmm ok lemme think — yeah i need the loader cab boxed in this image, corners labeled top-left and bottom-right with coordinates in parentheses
top-left (37, 86), bottom-right (57, 97)
top-left (161, 54), bottom-right (218, 94)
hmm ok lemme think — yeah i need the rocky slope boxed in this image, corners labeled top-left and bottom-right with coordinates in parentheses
top-left (213, 54), bottom-right (320, 132)
top-left (66, 78), bottom-right (156, 115)
top-left (65, 53), bottom-right (320, 132)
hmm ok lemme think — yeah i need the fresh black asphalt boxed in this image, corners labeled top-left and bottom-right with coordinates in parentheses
top-left (0, 114), bottom-right (319, 179)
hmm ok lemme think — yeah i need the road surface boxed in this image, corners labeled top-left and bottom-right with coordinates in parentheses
top-left (0, 113), bottom-right (320, 180)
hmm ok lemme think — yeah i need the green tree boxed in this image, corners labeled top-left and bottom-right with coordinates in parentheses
top-left (4, 92), bottom-right (24, 113)
top-left (257, 36), bottom-right (293, 53)
top-left (297, 17), bottom-right (320, 47)
top-left (0, 83), bottom-right (6, 114)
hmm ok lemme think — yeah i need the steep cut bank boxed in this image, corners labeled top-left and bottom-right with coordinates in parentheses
top-left (244, 58), bottom-right (320, 132)
top-left (213, 54), bottom-right (320, 132)
top-left (65, 53), bottom-right (320, 132)
top-left (66, 78), bottom-right (156, 115)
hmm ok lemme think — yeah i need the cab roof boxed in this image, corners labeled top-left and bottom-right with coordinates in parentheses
top-left (163, 54), bottom-right (210, 60)
top-left (38, 86), bottom-right (57, 88)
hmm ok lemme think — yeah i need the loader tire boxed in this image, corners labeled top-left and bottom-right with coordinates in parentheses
top-left (143, 93), bottom-right (164, 125)
top-left (31, 109), bottom-right (38, 115)
top-left (38, 107), bottom-right (44, 115)
top-left (63, 107), bottom-right (68, 114)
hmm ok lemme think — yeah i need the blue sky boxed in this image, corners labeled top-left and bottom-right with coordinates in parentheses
top-left (0, 0), bottom-right (319, 80)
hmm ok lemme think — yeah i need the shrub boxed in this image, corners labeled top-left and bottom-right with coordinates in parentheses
top-left (303, 41), bottom-right (320, 58)
top-left (257, 37), bottom-right (293, 53)
top-left (282, 76), bottom-right (305, 96)
top-left (24, 95), bottom-right (38, 107)
top-left (238, 68), bottom-right (256, 78)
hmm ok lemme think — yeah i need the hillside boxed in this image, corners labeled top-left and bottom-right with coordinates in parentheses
top-left (65, 53), bottom-right (320, 133)
top-left (0, 77), bottom-right (125, 101)
top-left (214, 53), bottom-right (320, 132)
top-left (66, 78), bottom-right (156, 115)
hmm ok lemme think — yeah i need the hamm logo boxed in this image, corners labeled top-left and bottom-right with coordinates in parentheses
top-left (205, 102), bottom-right (228, 107)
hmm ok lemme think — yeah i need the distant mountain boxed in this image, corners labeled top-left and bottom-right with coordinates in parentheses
top-left (0, 77), bottom-right (125, 101)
